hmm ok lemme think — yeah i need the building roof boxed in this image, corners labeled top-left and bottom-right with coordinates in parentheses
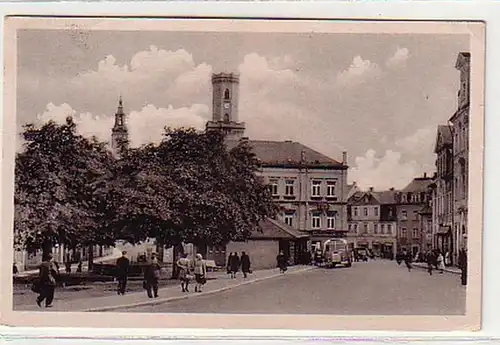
top-left (251, 218), bottom-right (309, 240)
top-left (348, 190), bottom-right (399, 205)
top-left (401, 177), bottom-right (433, 193)
top-left (434, 125), bottom-right (453, 153)
top-left (235, 139), bottom-right (344, 168)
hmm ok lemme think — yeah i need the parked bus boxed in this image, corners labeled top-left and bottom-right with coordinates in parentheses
top-left (322, 238), bottom-right (352, 268)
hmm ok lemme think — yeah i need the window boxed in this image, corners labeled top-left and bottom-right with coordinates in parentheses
top-left (374, 207), bottom-right (379, 217)
top-left (401, 227), bottom-right (407, 237)
top-left (224, 88), bottom-right (230, 100)
top-left (224, 113), bottom-right (230, 122)
top-left (380, 224), bottom-right (385, 234)
top-left (401, 210), bottom-right (407, 220)
top-left (387, 224), bottom-right (392, 235)
top-left (285, 180), bottom-right (295, 196)
top-left (311, 180), bottom-right (321, 197)
top-left (326, 180), bottom-right (336, 197)
top-left (354, 207), bottom-right (358, 217)
top-left (412, 228), bottom-right (419, 238)
top-left (373, 223), bottom-right (378, 234)
top-left (363, 223), bottom-right (369, 234)
top-left (284, 212), bottom-right (294, 227)
top-left (364, 207), bottom-right (368, 216)
top-left (413, 210), bottom-right (419, 220)
top-left (269, 179), bottom-right (279, 196)
top-left (327, 212), bottom-right (336, 229)
top-left (348, 224), bottom-right (352, 231)
top-left (312, 213), bottom-right (321, 229)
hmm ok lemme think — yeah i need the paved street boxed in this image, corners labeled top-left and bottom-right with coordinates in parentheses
top-left (127, 259), bottom-right (466, 315)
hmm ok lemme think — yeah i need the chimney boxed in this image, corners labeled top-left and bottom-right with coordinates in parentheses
top-left (424, 172), bottom-right (427, 178)
top-left (369, 187), bottom-right (374, 192)
top-left (300, 150), bottom-right (306, 163)
top-left (342, 151), bottom-right (347, 165)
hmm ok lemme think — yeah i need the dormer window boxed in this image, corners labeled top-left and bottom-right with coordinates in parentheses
top-left (224, 89), bottom-right (230, 100)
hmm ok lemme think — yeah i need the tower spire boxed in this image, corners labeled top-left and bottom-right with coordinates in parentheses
top-left (111, 95), bottom-right (129, 156)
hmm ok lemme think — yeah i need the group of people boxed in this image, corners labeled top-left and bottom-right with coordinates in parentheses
top-left (395, 247), bottom-right (468, 286)
top-left (226, 252), bottom-right (252, 278)
top-left (176, 253), bottom-right (208, 293)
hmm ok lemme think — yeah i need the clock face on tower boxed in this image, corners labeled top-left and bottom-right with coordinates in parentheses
top-left (223, 103), bottom-right (230, 109)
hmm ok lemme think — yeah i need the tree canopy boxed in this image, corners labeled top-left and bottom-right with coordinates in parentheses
top-left (14, 120), bottom-right (278, 257)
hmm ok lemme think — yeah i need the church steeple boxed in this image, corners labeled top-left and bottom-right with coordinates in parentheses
top-left (111, 96), bottom-right (129, 156)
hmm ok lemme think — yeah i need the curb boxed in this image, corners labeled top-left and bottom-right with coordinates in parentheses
top-left (83, 266), bottom-right (316, 312)
top-left (412, 263), bottom-right (461, 275)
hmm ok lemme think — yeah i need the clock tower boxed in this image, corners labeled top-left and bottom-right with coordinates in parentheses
top-left (206, 72), bottom-right (245, 141)
top-left (111, 96), bottom-right (129, 157)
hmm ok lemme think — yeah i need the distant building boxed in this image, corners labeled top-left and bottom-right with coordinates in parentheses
top-left (450, 52), bottom-right (470, 259)
top-left (430, 125), bottom-right (454, 260)
top-left (395, 175), bottom-right (433, 257)
top-left (347, 187), bottom-right (398, 258)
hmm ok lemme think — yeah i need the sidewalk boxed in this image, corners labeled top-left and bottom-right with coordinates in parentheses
top-left (412, 262), bottom-right (462, 275)
top-left (14, 265), bottom-right (314, 312)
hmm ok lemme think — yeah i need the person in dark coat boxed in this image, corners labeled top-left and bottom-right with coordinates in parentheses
top-left (240, 252), bottom-right (251, 278)
top-left (229, 252), bottom-right (240, 279)
top-left (426, 250), bottom-right (435, 276)
top-left (276, 250), bottom-right (287, 273)
top-left (143, 255), bottom-right (161, 298)
top-left (13, 262), bottom-right (18, 275)
top-left (76, 261), bottom-right (82, 273)
top-left (65, 261), bottom-right (71, 274)
top-left (403, 249), bottom-right (412, 272)
top-left (115, 251), bottom-right (130, 295)
top-left (36, 253), bottom-right (59, 308)
top-left (458, 247), bottom-right (467, 286)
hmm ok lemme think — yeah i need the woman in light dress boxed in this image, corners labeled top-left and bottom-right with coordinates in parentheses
top-left (437, 251), bottom-right (445, 274)
top-left (176, 253), bottom-right (193, 293)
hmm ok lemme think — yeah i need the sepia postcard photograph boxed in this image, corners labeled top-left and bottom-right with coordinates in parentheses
top-left (1, 17), bottom-right (484, 331)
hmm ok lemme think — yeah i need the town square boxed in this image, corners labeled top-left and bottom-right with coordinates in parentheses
top-left (10, 22), bottom-right (471, 316)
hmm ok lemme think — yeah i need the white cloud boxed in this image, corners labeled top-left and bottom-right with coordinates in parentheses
top-left (395, 126), bottom-right (435, 153)
top-left (33, 102), bottom-right (208, 149)
top-left (386, 47), bottom-right (410, 68)
top-left (348, 149), bottom-right (432, 190)
top-left (69, 46), bottom-right (211, 111)
top-left (336, 56), bottom-right (382, 88)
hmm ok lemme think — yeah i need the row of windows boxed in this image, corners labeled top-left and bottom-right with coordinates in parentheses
top-left (283, 212), bottom-right (336, 229)
top-left (400, 228), bottom-right (421, 239)
top-left (348, 223), bottom-right (394, 235)
top-left (269, 179), bottom-right (337, 198)
top-left (352, 206), bottom-right (379, 217)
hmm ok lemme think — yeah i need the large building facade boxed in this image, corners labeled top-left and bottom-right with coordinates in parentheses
top-left (450, 52), bottom-right (470, 258)
top-left (430, 125), bottom-right (454, 260)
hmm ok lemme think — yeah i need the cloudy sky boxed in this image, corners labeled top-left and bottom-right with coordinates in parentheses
top-left (16, 29), bottom-right (469, 190)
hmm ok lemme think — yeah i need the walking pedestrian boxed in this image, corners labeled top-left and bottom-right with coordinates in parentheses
top-left (458, 247), bottom-right (467, 286)
top-left (402, 249), bottom-right (412, 272)
top-left (276, 250), bottom-right (287, 273)
top-left (445, 250), bottom-right (451, 267)
top-left (177, 253), bottom-right (193, 292)
top-left (143, 254), bottom-right (161, 298)
top-left (193, 253), bottom-right (207, 293)
top-left (65, 261), bottom-right (71, 274)
top-left (76, 261), bottom-right (82, 273)
top-left (36, 253), bottom-right (59, 308)
top-left (229, 252), bottom-right (240, 279)
top-left (115, 251), bottom-right (130, 295)
top-left (437, 251), bottom-right (445, 274)
top-left (240, 252), bottom-right (251, 278)
top-left (426, 250), bottom-right (434, 276)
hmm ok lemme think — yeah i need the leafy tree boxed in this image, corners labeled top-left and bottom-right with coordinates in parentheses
top-left (14, 117), bottom-right (114, 264)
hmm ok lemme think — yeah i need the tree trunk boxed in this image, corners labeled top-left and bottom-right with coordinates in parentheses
top-left (171, 245), bottom-right (179, 279)
top-left (42, 237), bottom-right (53, 261)
top-left (88, 244), bottom-right (94, 272)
